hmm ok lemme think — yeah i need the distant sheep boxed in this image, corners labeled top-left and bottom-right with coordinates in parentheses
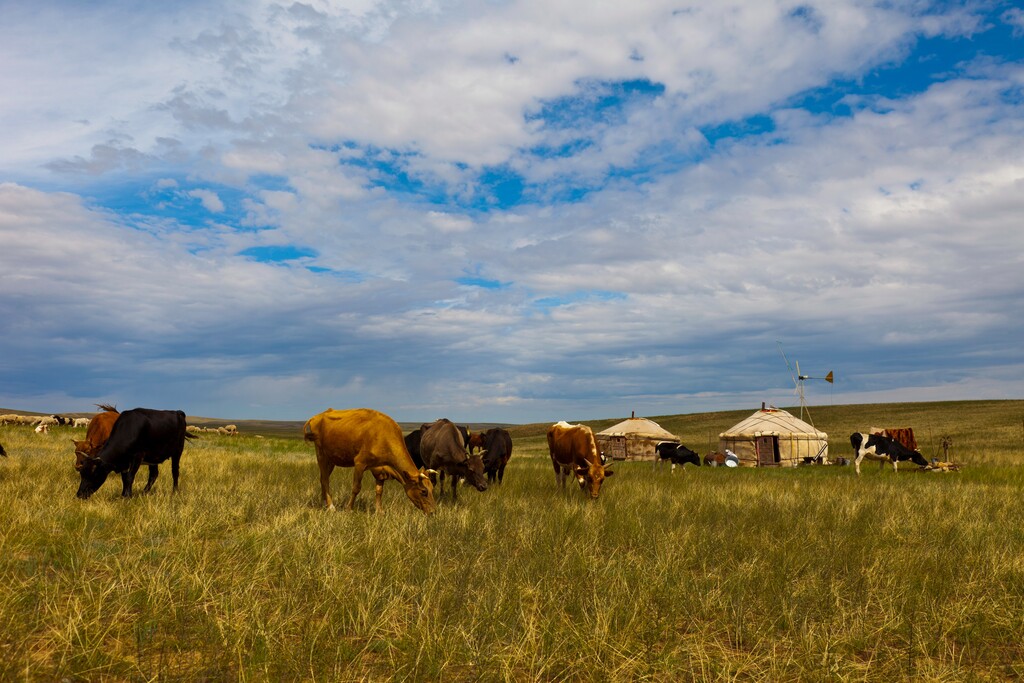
top-left (185, 424), bottom-right (238, 435)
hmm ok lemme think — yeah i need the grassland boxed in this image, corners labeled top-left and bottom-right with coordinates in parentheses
top-left (1, 400), bottom-right (1023, 681)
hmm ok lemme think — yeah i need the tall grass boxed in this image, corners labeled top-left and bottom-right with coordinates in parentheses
top-left (1, 401), bottom-right (1023, 681)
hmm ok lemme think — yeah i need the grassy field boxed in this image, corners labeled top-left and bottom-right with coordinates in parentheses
top-left (1, 400), bottom-right (1023, 681)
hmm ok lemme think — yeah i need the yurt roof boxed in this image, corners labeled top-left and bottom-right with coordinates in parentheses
top-left (719, 408), bottom-right (827, 439)
top-left (596, 417), bottom-right (677, 440)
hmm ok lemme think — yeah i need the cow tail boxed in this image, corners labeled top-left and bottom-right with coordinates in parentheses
top-left (303, 419), bottom-right (316, 443)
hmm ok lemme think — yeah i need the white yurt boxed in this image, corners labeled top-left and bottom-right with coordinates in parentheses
top-left (595, 414), bottom-right (678, 461)
top-left (718, 406), bottom-right (828, 467)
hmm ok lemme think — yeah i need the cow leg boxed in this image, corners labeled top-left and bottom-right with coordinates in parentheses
top-left (372, 472), bottom-right (386, 513)
top-left (892, 459), bottom-right (898, 474)
top-left (498, 465), bottom-right (505, 484)
top-left (318, 456), bottom-right (336, 511)
top-left (142, 464), bottom-right (159, 493)
top-left (170, 453), bottom-right (181, 492)
top-left (120, 470), bottom-right (134, 497)
top-left (671, 462), bottom-right (677, 474)
top-left (122, 458), bottom-right (141, 497)
top-left (346, 465), bottom-right (365, 511)
top-left (451, 474), bottom-right (459, 502)
top-left (854, 454), bottom-right (863, 475)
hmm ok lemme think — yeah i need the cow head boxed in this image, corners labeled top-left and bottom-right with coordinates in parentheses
top-left (72, 439), bottom-right (95, 471)
top-left (404, 471), bottom-right (436, 515)
top-left (76, 455), bottom-right (111, 499)
top-left (910, 450), bottom-right (929, 468)
top-left (574, 462), bottom-right (613, 499)
top-left (466, 454), bottom-right (489, 491)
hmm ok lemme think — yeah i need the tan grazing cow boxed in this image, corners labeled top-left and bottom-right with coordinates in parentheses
top-left (303, 408), bottom-right (435, 515)
top-left (547, 421), bottom-right (614, 499)
top-left (72, 404), bottom-right (119, 471)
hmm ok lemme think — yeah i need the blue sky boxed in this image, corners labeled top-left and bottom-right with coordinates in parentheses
top-left (1, 0), bottom-right (1022, 423)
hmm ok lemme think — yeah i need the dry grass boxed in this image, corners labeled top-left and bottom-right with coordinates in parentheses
top-left (1, 400), bottom-right (1023, 681)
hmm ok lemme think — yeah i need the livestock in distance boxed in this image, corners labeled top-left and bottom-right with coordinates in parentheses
top-left (849, 432), bottom-right (929, 475)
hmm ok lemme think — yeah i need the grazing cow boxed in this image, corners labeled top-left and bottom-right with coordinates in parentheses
top-left (547, 421), bottom-right (613, 499)
top-left (34, 423), bottom-right (49, 434)
top-left (850, 432), bottom-right (928, 475)
top-left (478, 427), bottom-right (514, 484)
top-left (303, 408), bottom-right (435, 515)
top-left (72, 417), bottom-right (90, 428)
top-left (420, 418), bottom-right (487, 500)
top-left (73, 404), bottom-right (119, 472)
top-left (655, 441), bottom-right (701, 472)
top-left (76, 408), bottom-right (191, 499)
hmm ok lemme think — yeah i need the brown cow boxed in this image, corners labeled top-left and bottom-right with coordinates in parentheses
top-left (72, 404), bottom-right (119, 471)
top-left (547, 421), bottom-right (613, 499)
top-left (420, 418), bottom-right (487, 501)
top-left (303, 408), bottom-right (436, 515)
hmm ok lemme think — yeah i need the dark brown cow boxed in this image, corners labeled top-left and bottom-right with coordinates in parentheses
top-left (420, 418), bottom-right (487, 501)
top-left (303, 408), bottom-right (435, 515)
top-left (478, 427), bottom-right (513, 484)
top-left (547, 421), bottom-right (613, 499)
top-left (72, 404), bottom-right (119, 471)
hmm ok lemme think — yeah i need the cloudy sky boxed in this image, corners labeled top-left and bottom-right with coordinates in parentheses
top-left (1, 0), bottom-right (1022, 423)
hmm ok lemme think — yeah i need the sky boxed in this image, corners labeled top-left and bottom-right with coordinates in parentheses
top-left (1, 0), bottom-right (1022, 424)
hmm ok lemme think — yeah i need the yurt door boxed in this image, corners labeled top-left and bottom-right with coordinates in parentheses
top-left (604, 437), bottom-right (626, 461)
top-left (756, 436), bottom-right (779, 466)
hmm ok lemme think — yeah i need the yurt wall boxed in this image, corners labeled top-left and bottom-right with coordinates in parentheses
top-left (718, 408), bottom-right (829, 468)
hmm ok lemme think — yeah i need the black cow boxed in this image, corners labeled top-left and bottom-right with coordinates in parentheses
top-left (420, 418), bottom-right (487, 501)
top-left (849, 432), bottom-right (928, 475)
top-left (404, 428), bottom-right (425, 468)
top-left (76, 408), bottom-right (192, 499)
top-left (655, 441), bottom-right (701, 472)
top-left (478, 428), bottom-right (513, 484)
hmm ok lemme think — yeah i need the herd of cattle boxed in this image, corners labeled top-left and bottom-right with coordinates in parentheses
top-left (0, 405), bottom-right (935, 514)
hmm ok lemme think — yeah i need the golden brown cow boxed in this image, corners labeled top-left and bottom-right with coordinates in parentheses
top-left (72, 404), bottom-right (119, 471)
top-left (303, 408), bottom-right (435, 515)
top-left (547, 421), bottom-right (613, 499)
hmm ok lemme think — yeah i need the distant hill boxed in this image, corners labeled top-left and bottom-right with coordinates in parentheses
top-left (6, 401), bottom-right (1022, 454)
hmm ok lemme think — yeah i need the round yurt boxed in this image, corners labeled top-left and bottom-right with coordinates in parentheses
top-left (595, 415), bottom-right (678, 461)
top-left (718, 406), bottom-right (828, 467)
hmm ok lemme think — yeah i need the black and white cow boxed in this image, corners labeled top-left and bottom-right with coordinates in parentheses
top-left (655, 441), bottom-right (701, 472)
top-left (849, 432), bottom-right (928, 475)
top-left (76, 408), bottom-right (192, 499)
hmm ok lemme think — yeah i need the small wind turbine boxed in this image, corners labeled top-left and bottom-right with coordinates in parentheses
top-left (777, 342), bottom-right (833, 423)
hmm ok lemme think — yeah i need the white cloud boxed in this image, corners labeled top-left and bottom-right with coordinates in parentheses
top-left (0, 3), bottom-right (1021, 421)
top-left (187, 189), bottom-right (226, 213)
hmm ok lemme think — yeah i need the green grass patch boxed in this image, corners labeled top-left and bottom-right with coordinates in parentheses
top-left (1, 400), bottom-right (1023, 680)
